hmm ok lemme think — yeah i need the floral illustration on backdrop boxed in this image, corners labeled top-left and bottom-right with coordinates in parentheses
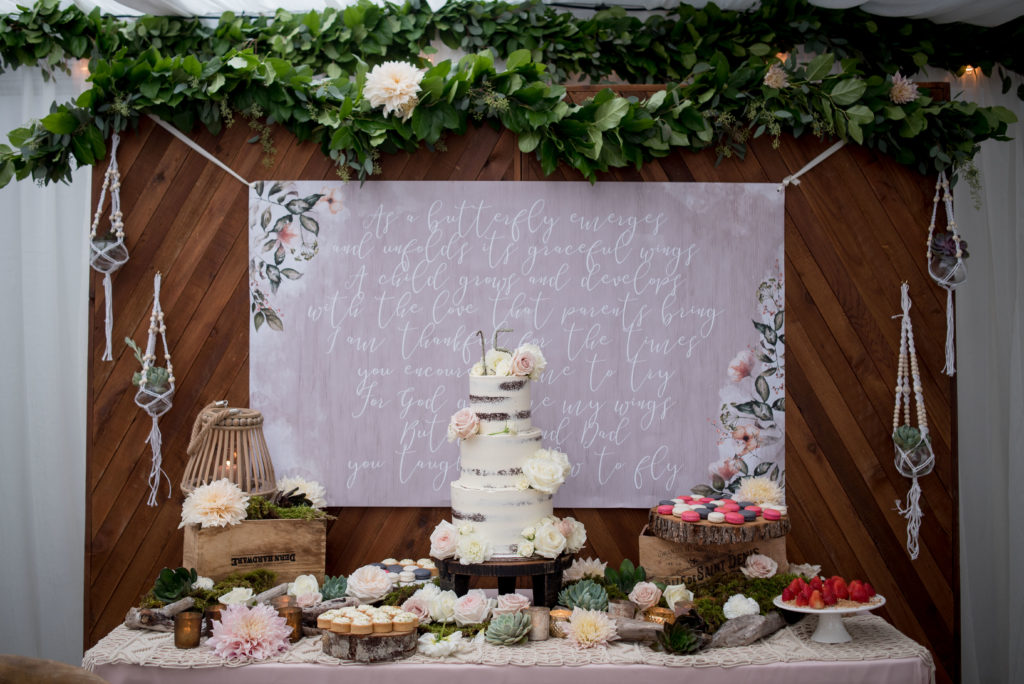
top-left (693, 250), bottom-right (785, 498)
top-left (249, 181), bottom-right (338, 332)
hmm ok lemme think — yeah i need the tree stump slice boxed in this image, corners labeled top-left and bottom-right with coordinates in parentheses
top-left (435, 554), bottom-right (573, 607)
top-left (647, 509), bottom-right (790, 544)
top-left (321, 630), bottom-right (418, 662)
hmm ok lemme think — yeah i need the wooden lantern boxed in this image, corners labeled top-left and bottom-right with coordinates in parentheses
top-left (181, 400), bottom-right (277, 496)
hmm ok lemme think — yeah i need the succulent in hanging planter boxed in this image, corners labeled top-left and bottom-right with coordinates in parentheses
top-left (893, 424), bottom-right (931, 467)
top-left (558, 579), bottom-right (609, 611)
top-left (321, 575), bottom-right (348, 601)
top-left (484, 611), bottom-right (532, 645)
top-left (929, 232), bottom-right (968, 284)
top-left (152, 567), bottom-right (198, 604)
top-left (604, 558), bottom-right (647, 595)
top-left (655, 620), bottom-right (705, 655)
top-left (125, 337), bottom-right (170, 392)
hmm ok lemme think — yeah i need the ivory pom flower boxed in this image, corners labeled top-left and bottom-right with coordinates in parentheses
top-left (363, 61), bottom-right (423, 121)
top-left (179, 479), bottom-right (249, 529)
top-left (191, 576), bottom-right (214, 591)
top-left (735, 475), bottom-right (785, 506)
top-left (560, 607), bottom-right (619, 649)
top-left (723, 594), bottom-right (760, 620)
top-left (277, 476), bottom-right (326, 508)
top-left (564, 557), bottom-right (607, 582)
top-left (207, 603), bottom-right (292, 661)
top-left (346, 564), bottom-right (394, 603)
top-left (740, 553), bottom-right (778, 579)
top-left (763, 63), bottom-right (789, 89)
top-left (889, 72), bottom-right (918, 105)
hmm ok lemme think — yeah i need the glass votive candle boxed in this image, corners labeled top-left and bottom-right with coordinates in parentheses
top-left (279, 606), bottom-right (303, 643)
top-left (174, 611), bottom-right (203, 649)
top-left (203, 603), bottom-right (224, 636)
top-left (527, 606), bottom-right (550, 641)
top-left (549, 608), bottom-right (571, 638)
top-left (270, 594), bottom-right (296, 610)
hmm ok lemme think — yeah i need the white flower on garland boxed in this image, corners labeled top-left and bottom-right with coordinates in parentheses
top-left (763, 63), bottom-right (788, 89)
top-left (722, 593), bottom-right (760, 619)
top-left (178, 479), bottom-right (249, 529)
top-left (889, 72), bottom-right (918, 105)
top-left (363, 61), bottom-right (423, 121)
top-left (456, 534), bottom-right (493, 565)
top-left (277, 475), bottom-right (326, 509)
top-left (564, 557), bottom-right (607, 582)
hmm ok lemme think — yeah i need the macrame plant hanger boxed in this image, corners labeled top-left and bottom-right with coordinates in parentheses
top-left (927, 170), bottom-right (966, 376)
top-left (135, 272), bottom-right (176, 506)
top-left (89, 132), bottom-right (130, 362)
top-left (891, 283), bottom-right (936, 560)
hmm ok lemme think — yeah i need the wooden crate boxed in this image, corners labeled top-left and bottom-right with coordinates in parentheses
top-left (182, 519), bottom-right (327, 583)
top-left (638, 525), bottom-right (787, 585)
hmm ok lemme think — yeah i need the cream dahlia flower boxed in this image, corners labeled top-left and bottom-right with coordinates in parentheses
top-left (277, 475), bottom-right (327, 508)
top-left (735, 475), bottom-right (784, 506)
top-left (889, 72), bottom-right (918, 105)
top-left (561, 607), bottom-right (619, 649)
top-left (179, 479), bottom-right (249, 528)
top-left (364, 61), bottom-right (423, 121)
top-left (564, 557), bottom-right (607, 582)
top-left (207, 603), bottom-right (291, 661)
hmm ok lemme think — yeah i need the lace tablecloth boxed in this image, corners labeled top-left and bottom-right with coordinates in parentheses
top-left (84, 615), bottom-right (934, 684)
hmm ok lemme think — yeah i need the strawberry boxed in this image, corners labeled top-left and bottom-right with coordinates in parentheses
top-left (832, 577), bottom-right (849, 600)
top-left (787, 577), bottom-right (803, 595)
top-left (864, 582), bottom-right (876, 598)
top-left (810, 577), bottom-right (823, 592)
top-left (795, 593), bottom-right (809, 607)
top-left (822, 587), bottom-right (837, 606)
top-left (850, 583), bottom-right (870, 603)
top-left (801, 585), bottom-right (813, 601)
top-left (809, 590), bottom-right (825, 610)
top-left (782, 587), bottom-right (794, 601)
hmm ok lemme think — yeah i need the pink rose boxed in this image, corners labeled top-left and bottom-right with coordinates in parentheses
top-left (401, 596), bottom-right (432, 623)
top-left (728, 350), bottom-right (756, 382)
top-left (429, 520), bottom-right (459, 559)
top-left (557, 517), bottom-right (575, 539)
top-left (295, 592), bottom-right (321, 607)
top-left (453, 589), bottom-right (493, 626)
top-left (739, 553), bottom-right (778, 579)
top-left (447, 408), bottom-right (480, 442)
top-left (492, 592), bottom-right (531, 616)
top-left (511, 350), bottom-right (536, 377)
top-left (628, 581), bottom-right (662, 611)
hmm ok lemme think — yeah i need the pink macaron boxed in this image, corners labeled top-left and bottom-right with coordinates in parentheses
top-left (724, 512), bottom-right (745, 525)
top-left (656, 504), bottom-right (674, 515)
top-left (763, 508), bottom-right (781, 521)
top-left (680, 510), bottom-right (701, 522)
top-left (744, 506), bottom-right (762, 514)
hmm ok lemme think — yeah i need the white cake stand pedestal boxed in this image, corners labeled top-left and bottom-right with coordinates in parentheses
top-left (773, 595), bottom-right (887, 643)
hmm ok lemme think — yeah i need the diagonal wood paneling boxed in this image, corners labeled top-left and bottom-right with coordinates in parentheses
top-left (87, 87), bottom-right (957, 683)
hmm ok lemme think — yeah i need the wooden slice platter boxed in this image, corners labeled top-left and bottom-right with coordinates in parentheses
top-left (646, 508), bottom-right (790, 545)
top-left (321, 629), bottom-right (418, 662)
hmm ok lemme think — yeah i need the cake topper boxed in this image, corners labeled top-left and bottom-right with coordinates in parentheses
top-left (475, 327), bottom-right (514, 375)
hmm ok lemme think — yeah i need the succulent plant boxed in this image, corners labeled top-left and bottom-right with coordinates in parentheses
top-left (321, 575), bottom-right (348, 601)
top-left (655, 621), bottom-right (704, 655)
top-left (930, 232), bottom-right (969, 260)
top-left (558, 579), bottom-right (609, 611)
top-left (246, 488), bottom-right (320, 520)
top-left (125, 337), bottom-right (170, 390)
top-left (484, 611), bottom-right (532, 645)
top-left (152, 567), bottom-right (198, 604)
top-left (893, 425), bottom-right (927, 451)
top-left (604, 558), bottom-right (647, 595)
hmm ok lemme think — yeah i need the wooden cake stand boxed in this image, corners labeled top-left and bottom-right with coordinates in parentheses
top-left (435, 554), bottom-right (573, 607)
top-left (646, 508), bottom-right (791, 544)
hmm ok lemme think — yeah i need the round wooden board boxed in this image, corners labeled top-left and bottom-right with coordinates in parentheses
top-left (321, 629), bottom-right (418, 662)
top-left (434, 553), bottom-right (573, 577)
top-left (646, 508), bottom-right (790, 544)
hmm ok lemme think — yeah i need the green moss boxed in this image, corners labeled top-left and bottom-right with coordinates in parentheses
top-left (245, 496), bottom-right (330, 521)
top-left (419, 621), bottom-right (488, 640)
top-left (688, 572), bottom-right (797, 633)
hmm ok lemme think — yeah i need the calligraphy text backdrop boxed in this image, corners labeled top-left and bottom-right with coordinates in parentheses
top-left (85, 85), bottom-right (957, 682)
top-left (249, 181), bottom-right (784, 506)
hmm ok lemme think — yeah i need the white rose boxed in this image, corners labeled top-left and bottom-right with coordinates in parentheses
top-left (565, 518), bottom-right (587, 553)
top-left (453, 589), bottom-right (494, 625)
top-left (288, 574), bottom-right (320, 597)
top-left (523, 453), bottom-right (566, 494)
top-left (515, 477), bottom-right (529, 491)
top-left (521, 526), bottom-right (536, 541)
top-left (458, 523), bottom-right (475, 535)
top-left (739, 553), bottom-right (778, 579)
top-left (722, 594), bottom-right (760, 620)
top-left (494, 357), bottom-right (513, 376)
top-left (470, 362), bottom-right (485, 376)
top-left (218, 587), bottom-right (254, 605)
top-left (191, 576), bottom-right (214, 591)
top-left (346, 565), bottom-right (394, 603)
top-left (427, 590), bottom-right (458, 623)
top-left (429, 520), bottom-right (459, 560)
top-left (517, 540), bottom-right (535, 557)
top-left (456, 535), bottom-right (492, 565)
top-left (533, 524), bottom-right (567, 559)
top-left (628, 581), bottom-right (662, 611)
top-left (485, 349), bottom-right (511, 374)
top-left (515, 343), bottom-right (547, 381)
top-left (414, 583), bottom-right (441, 600)
top-left (663, 583), bottom-right (694, 609)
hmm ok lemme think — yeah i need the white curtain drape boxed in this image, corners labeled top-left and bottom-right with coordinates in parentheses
top-left (0, 66), bottom-right (90, 665)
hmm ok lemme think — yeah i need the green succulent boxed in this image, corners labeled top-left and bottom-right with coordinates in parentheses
top-left (893, 425), bottom-right (928, 451)
top-left (321, 575), bottom-right (347, 600)
top-left (655, 621), bottom-right (704, 655)
top-left (125, 337), bottom-right (170, 391)
top-left (484, 611), bottom-right (532, 645)
top-left (152, 567), bottom-right (198, 604)
top-left (558, 579), bottom-right (609, 611)
top-left (604, 558), bottom-right (647, 595)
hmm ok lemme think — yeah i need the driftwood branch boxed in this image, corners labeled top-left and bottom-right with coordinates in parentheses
top-left (253, 583), bottom-right (289, 604)
top-left (611, 616), bottom-right (664, 642)
top-left (124, 597), bottom-right (196, 631)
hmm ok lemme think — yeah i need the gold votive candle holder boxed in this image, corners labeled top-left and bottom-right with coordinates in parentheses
top-left (270, 594), bottom-right (296, 610)
top-left (549, 607), bottom-right (571, 638)
top-left (643, 607), bottom-right (676, 625)
top-left (279, 606), bottom-right (303, 643)
top-left (527, 606), bottom-right (550, 641)
top-left (174, 611), bottom-right (203, 649)
top-left (203, 603), bottom-right (224, 636)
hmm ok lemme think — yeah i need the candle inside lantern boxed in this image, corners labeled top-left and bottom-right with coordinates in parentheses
top-left (203, 603), bottom-right (224, 636)
top-left (174, 611), bottom-right (203, 649)
top-left (527, 606), bottom-right (550, 641)
top-left (279, 606), bottom-right (303, 643)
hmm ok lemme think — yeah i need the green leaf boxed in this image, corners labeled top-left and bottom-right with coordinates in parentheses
top-left (773, 311), bottom-right (784, 331)
top-left (804, 53), bottom-right (834, 82)
top-left (299, 214), bottom-right (319, 235)
top-left (506, 48), bottom-right (531, 71)
top-left (846, 105), bottom-right (874, 125)
top-left (518, 131), bottom-right (540, 154)
top-left (592, 97), bottom-right (629, 131)
top-left (264, 309), bottom-right (284, 331)
top-left (847, 120), bottom-right (863, 144)
top-left (260, 208), bottom-right (271, 229)
top-left (755, 375), bottom-right (770, 402)
top-left (712, 474), bottom-right (726, 490)
top-left (772, 397), bottom-right (786, 412)
top-left (829, 78), bottom-right (866, 106)
top-left (736, 459), bottom-right (749, 475)
top-left (732, 401), bottom-right (757, 416)
top-left (751, 402), bottom-right (774, 421)
top-left (644, 90), bottom-right (667, 111)
top-left (690, 484), bottom-right (716, 497)
top-left (253, 311), bottom-right (265, 331)
top-left (40, 112), bottom-right (77, 134)
top-left (753, 462), bottom-right (772, 476)
top-left (281, 268), bottom-right (302, 280)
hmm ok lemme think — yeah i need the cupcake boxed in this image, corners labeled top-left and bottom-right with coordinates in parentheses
top-left (381, 558), bottom-right (399, 566)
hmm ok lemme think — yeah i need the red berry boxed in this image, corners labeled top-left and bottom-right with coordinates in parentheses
top-left (782, 588), bottom-right (794, 601)
top-left (809, 590), bottom-right (825, 610)
top-left (810, 577), bottom-right (823, 591)
top-left (795, 593), bottom-right (809, 607)
top-left (850, 585), bottom-right (870, 603)
top-left (787, 578), bottom-right (803, 594)
top-left (864, 582), bottom-right (876, 598)
top-left (822, 588), bottom-right (837, 606)
top-left (832, 577), bottom-right (849, 600)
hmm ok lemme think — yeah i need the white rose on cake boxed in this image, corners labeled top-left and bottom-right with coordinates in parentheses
top-left (533, 523), bottom-right (567, 559)
top-left (523, 450), bottom-right (567, 494)
top-left (485, 349), bottom-right (512, 375)
top-left (511, 343), bottom-right (546, 381)
top-left (456, 534), bottom-right (493, 565)
top-left (453, 589), bottom-right (494, 625)
top-left (429, 520), bottom-right (459, 560)
top-left (346, 565), bottom-right (394, 603)
top-left (517, 540), bottom-right (535, 557)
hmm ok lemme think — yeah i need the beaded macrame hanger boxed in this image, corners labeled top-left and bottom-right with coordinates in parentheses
top-left (89, 133), bottom-right (130, 361)
top-left (135, 272), bottom-right (176, 506)
top-left (926, 170), bottom-right (966, 376)
top-left (891, 283), bottom-right (935, 560)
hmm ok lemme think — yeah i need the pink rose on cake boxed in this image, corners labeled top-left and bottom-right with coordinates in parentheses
top-left (446, 408), bottom-right (481, 442)
top-left (533, 523), bottom-right (567, 559)
top-left (558, 516), bottom-right (587, 553)
top-left (492, 593), bottom-right (531, 615)
top-left (628, 582), bottom-right (662, 611)
top-left (512, 343), bottom-right (546, 381)
top-left (453, 589), bottom-right (494, 625)
top-left (429, 520), bottom-right (459, 559)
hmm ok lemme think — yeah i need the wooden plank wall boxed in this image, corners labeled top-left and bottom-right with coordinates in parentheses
top-left (87, 86), bottom-right (957, 682)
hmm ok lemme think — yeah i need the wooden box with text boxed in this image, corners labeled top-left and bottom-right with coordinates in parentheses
top-left (182, 519), bottom-right (326, 583)
top-left (638, 525), bottom-right (787, 585)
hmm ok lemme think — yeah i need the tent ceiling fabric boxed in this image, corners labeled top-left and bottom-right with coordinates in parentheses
top-left (0, 0), bottom-right (1016, 26)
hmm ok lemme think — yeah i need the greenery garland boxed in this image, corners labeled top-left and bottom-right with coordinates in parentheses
top-left (0, 0), bottom-right (1017, 188)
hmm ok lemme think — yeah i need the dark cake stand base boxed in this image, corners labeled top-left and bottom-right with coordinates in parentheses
top-left (435, 554), bottom-right (574, 607)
